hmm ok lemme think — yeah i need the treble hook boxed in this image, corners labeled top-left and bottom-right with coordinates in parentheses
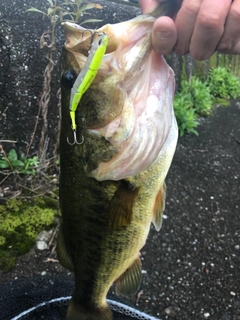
top-left (67, 129), bottom-right (84, 145)
top-left (82, 29), bottom-right (99, 44)
top-left (82, 29), bottom-right (94, 41)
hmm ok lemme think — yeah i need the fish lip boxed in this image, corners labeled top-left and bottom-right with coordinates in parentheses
top-left (63, 22), bottom-right (97, 55)
top-left (62, 21), bottom-right (86, 32)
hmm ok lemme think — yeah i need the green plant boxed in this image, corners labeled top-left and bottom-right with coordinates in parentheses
top-left (21, 155), bottom-right (39, 175)
top-left (26, 0), bottom-right (102, 160)
top-left (0, 149), bottom-right (24, 169)
top-left (0, 149), bottom-right (39, 175)
top-left (0, 198), bottom-right (57, 271)
top-left (55, 157), bottom-right (60, 165)
top-left (173, 93), bottom-right (199, 136)
top-left (174, 76), bottom-right (213, 136)
top-left (27, 0), bottom-right (102, 26)
top-left (207, 67), bottom-right (240, 99)
top-left (181, 76), bottom-right (213, 116)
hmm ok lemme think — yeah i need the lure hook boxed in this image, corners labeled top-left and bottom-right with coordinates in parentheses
top-left (82, 29), bottom-right (93, 39)
top-left (82, 30), bottom-right (99, 43)
top-left (67, 129), bottom-right (84, 145)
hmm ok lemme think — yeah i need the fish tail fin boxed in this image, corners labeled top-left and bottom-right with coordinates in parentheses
top-left (67, 298), bottom-right (112, 320)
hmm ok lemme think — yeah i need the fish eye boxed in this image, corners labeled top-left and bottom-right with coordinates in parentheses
top-left (61, 70), bottom-right (76, 89)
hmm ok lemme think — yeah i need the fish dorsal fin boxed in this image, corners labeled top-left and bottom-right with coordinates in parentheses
top-left (56, 225), bottom-right (74, 272)
top-left (152, 182), bottom-right (166, 231)
top-left (107, 181), bottom-right (139, 228)
top-left (115, 256), bottom-right (142, 296)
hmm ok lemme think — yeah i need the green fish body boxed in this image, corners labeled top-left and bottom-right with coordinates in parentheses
top-left (58, 2), bottom-right (178, 319)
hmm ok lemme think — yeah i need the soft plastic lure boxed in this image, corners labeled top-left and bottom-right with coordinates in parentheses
top-left (68, 32), bottom-right (108, 145)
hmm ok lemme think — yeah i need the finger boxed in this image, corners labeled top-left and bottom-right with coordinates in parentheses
top-left (174, 0), bottom-right (203, 56)
top-left (138, 0), bottom-right (161, 14)
top-left (152, 17), bottom-right (177, 54)
top-left (189, 0), bottom-right (232, 60)
top-left (217, 0), bottom-right (240, 54)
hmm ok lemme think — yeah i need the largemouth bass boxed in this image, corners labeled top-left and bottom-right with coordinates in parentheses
top-left (58, 1), bottom-right (178, 319)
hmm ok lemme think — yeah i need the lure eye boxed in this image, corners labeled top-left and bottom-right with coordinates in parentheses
top-left (61, 70), bottom-right (76, 89)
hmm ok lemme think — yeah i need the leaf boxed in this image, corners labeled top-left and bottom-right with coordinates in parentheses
top-left (11, 160), bottom-right (24, 168)
top-left (60, 1), bottom-right (76, 5)
top-left (80, 18), bottom-right (102, 25)
top-left (0, 160), bottom-right (9, 169)
top-left (26, 7), bottom-right (46, 15)
top-left (28, 157), bottom-right (39, 167)
top-left (62, 12), bottom-right (74, 17)
top-left (47, 7), bottom-right (55, 15)
top-left (54, 5), bottom-right (69, 11)
top-left (47, 0), bottom-right (54, 6)
top-left (20, 169), bottom-right (35, 175)
top-left (8, 149), bottom-right (18, 162)
top-left (76, 0), bottom-right (82, 7)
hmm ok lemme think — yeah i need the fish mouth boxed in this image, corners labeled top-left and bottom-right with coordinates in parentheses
top-left (63, 18), bottom-right (177, 181)
top-left (63, 22), bottom-right (119, 57)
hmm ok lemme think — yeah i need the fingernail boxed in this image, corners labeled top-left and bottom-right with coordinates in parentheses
top-left (156, 30), bottom-right (172, 41)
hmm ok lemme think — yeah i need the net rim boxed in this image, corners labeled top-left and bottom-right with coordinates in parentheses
top-left (10, 296), bottom-right (160, 320)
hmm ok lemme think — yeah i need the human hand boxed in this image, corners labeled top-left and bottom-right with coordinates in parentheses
top-left (139, 0), bottom-right (240, 60)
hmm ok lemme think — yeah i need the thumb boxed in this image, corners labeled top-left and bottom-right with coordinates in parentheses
top-left (152, 16), bottom-right (177, 55)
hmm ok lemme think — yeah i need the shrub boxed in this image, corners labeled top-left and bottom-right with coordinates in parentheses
top-left (207, 67), bottom-right (240, 99)
top-left (174, 76), bottom-right (213, 136)
top-left (173, 67), bottom-right (240, 136)
top-left (181, 76), bottom-right (213, 116)
top-left (173, 93), bottom-right (199, 137)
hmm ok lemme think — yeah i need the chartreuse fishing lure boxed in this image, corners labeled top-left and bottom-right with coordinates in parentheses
top-left (67, 32), bottom-right (108, 145)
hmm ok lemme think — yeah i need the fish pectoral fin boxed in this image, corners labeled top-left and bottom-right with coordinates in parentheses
top-left (115, 256), bottom-right (142, 296)
top-left (152, 182), bottom-right (166, 231)
top-left (107, 181), bottom-right (139, 228)
top-left (56, 225), bottom-right (74, 272)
